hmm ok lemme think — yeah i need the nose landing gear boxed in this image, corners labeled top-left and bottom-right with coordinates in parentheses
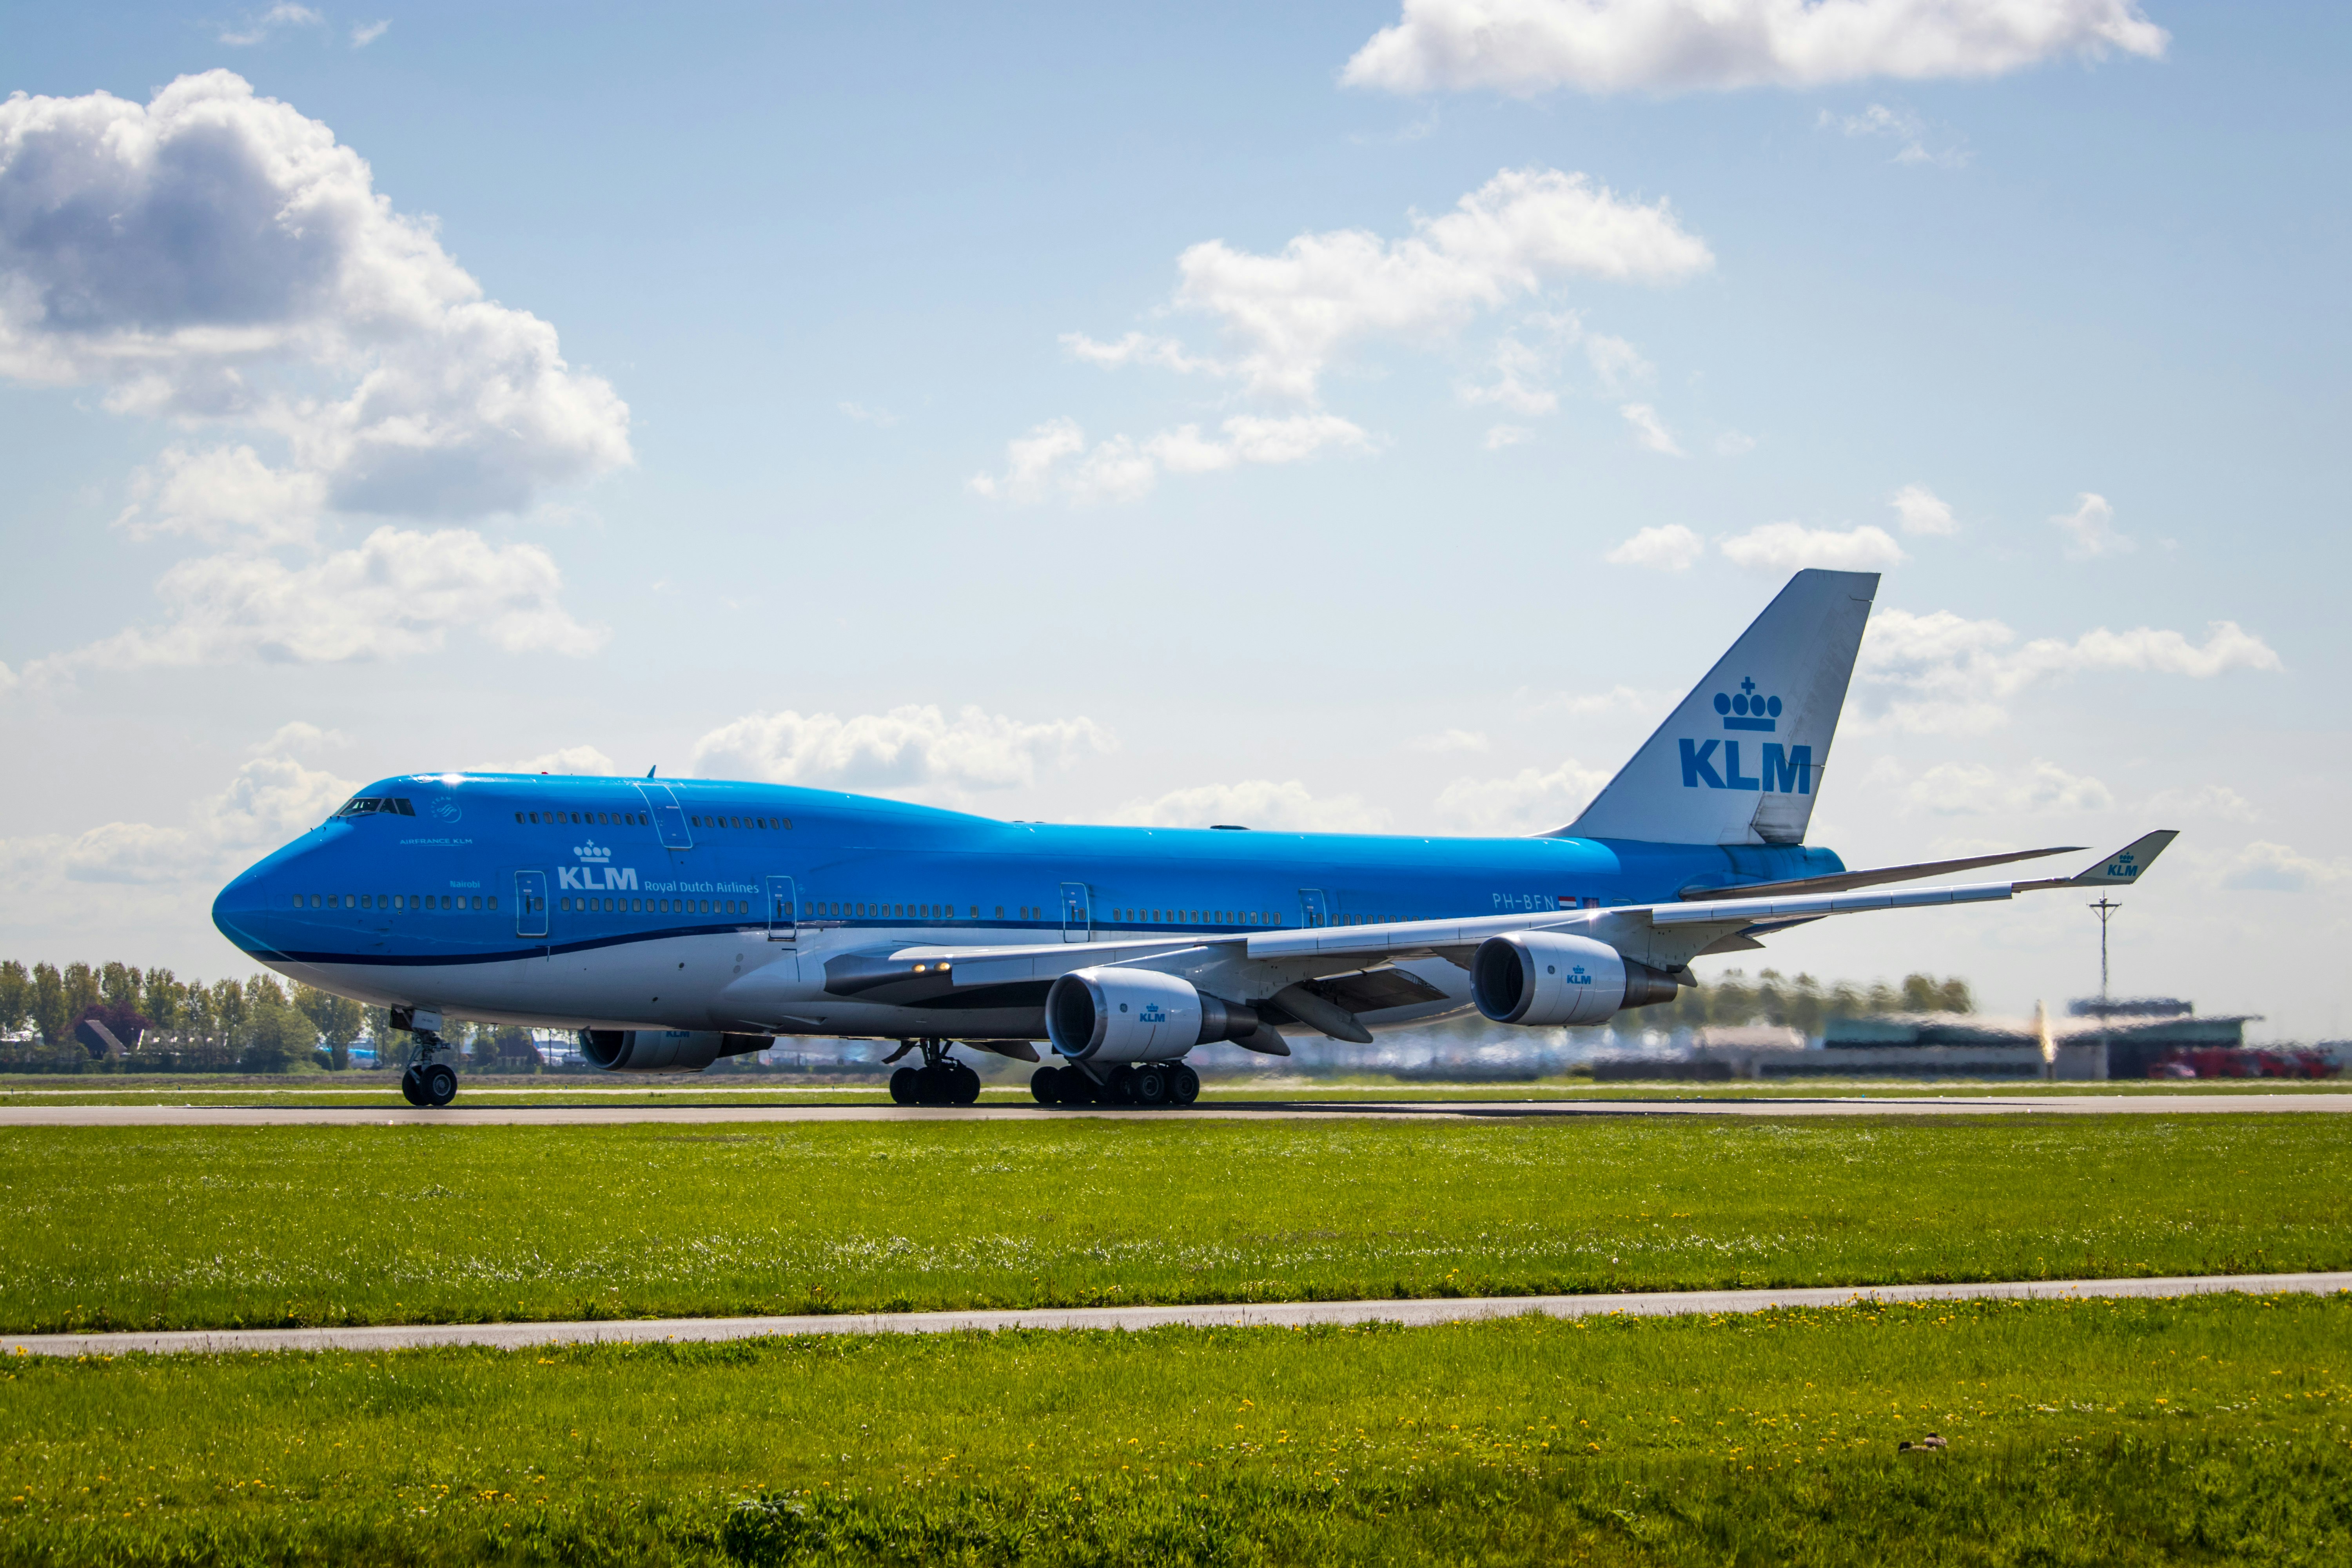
top-left (886, 1039), bottom-right (982, 1106)
top-left (398, 1031), bottom-right (461, 1108)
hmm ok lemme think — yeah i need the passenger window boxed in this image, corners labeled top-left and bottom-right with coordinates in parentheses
top-left (515, 812), bottom-right (525, 824)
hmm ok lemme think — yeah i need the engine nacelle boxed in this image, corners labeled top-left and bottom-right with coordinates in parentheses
top-left (577, 1029), bottom-right (769, 1072)
top-left (1470, 932), bottom-right (1681, 1027)
top-left (1046, 968), bottom-right (1258, 1064)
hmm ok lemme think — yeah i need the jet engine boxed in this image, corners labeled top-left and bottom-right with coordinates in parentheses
top-left (577, 1029), bottom-right (770, 1073)
top-left (1469, 932), bottom-right (1681, 1027)
top-left (1046, 968), bottom-right (1258, 1063)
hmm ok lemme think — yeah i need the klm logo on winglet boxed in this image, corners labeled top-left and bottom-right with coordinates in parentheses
top-left (2107, 852), bottom-right (2137, 879)
top-left (1715, 677), bottom-right (1781, 732)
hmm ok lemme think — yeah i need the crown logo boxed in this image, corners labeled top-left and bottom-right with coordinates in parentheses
top-left (573, 839), bottom-right (612, 863)
top-left (1713, 676), bottom-right (1781, 732)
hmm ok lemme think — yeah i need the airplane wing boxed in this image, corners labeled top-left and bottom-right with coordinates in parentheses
top-left (820, 832), bottom-right (2176, 1039)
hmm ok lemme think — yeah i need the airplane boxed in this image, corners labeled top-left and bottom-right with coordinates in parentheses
top-left (210, 569), bottom-right (2176, 1109)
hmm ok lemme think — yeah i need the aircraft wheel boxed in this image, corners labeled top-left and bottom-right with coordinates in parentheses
top-left (1103, 1065), bottom-right (1136, 1105)
top-left (889, 1067), bottom-right (917, 1104)
top-left (950, 1061), bottom-right (982, 1105)
top-left (1058, 1069), bottom-right (1097, 1105)
top-left (399, 1067), bottom-right (428, 1107)
top-left (421, 1063), bottom-right (459, 1107)
top-left (1030, 1066), bottom-right (1063, 1105)
top-left (1130, 1063), bottom-right (1170, 1107)
top-left (1169, 1063), bottom-right (1200, 1107)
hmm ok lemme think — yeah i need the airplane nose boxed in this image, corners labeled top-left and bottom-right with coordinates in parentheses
top-left (212, 858), bottom-right (281, 956)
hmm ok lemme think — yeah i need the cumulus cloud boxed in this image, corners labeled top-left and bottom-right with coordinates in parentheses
top-left (1890, 482), bottom-right (1959, 535)
top-left (351, 20), bottom-right (391, 48)
top-left (1078, 167), bottom-right (1710, 403)
top-left (1107, 780), bottom-right (1394, 834)
top-left (1619, 402), bottom-right (1684, 456)
top-left (1857, 607), bottom-right (2284, 734)
top-left (1341, 0), bottom-right (2168, 96)
top-left (1887, 758), bottom-right (2114, 816)
top-left (1719, 521), bottom-right (1907, 572)
top-left (1436, 758), bottom-right (1614, 835)
top-left (510, 745), bottom-right (621, 776)
top-left (689, 705), bottom-right (1115, 802)
top-left (1605, 523), bottom-right (1704, 570)
top-left (22, 527), bottom-right (603, 682)
top-left (1483, 423), bottom-right (1534, 450)
top-left (0, 73), bottom-right (626, 678)
top-left (2219, 842), bottom-right (2347, 893)
top-left (0, 724), bottom-right (352, 887)
top-left (969, 414), bottom-right (1371, 504)
top-left (2052, 491), bottom-right (2133, 559)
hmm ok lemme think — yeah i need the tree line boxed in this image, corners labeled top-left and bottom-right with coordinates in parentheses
top-left (0, 959), bottom-right (547, 1074)
top-left (1657, 968), bottom-right (1975, 1034)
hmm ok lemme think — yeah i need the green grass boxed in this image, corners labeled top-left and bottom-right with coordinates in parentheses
top-left (1, 1293), bottom-right (2345, 1564)
top-left (3, 1117), bottom-right (2348, 1334)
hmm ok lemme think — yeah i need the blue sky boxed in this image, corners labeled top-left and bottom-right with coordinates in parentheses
top-left (4, 2), bottom-right (2347, 1036)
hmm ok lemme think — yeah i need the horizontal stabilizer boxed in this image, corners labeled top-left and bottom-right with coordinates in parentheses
top-left (2013, 830), bottom-right (2180, 891)
top-left (1677, 845), bottom-right (2084, 902)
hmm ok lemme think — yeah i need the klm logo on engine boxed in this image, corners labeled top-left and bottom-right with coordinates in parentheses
top-left (1681, 677), bottom-right (1810, 793)
top-left (1140, 1004), bottom-right (1167, 1024)
top-left (1566, 965), bottom-right (1593, 987)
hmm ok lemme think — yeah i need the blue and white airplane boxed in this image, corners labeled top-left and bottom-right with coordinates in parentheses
top-left (212, 570), bottom-right (2174, 1108)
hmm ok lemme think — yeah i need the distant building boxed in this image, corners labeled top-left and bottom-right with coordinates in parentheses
top-left (1688, 998), bottom-right (2265, 1080)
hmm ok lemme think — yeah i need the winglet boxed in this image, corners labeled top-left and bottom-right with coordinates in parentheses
top-left (2064, 831), bottom-right (2179, 886)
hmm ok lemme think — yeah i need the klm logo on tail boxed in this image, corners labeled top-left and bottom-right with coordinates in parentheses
top-left (1681, 679), bottom-right (1810, 793)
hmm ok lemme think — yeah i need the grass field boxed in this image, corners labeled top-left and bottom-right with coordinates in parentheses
top-left (1, 1292), bottom-right (2343, 1564)
top-left (3, 1116), bottom-right (2347, 1334)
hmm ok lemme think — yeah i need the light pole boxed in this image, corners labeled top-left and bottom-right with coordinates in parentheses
top-left (2089, 895), bottom-right (2123, 1079)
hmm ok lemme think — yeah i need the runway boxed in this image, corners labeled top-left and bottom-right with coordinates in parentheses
top-left (2, 1092), bottom-right (2348, 1127)
top-left (10, 1270), bottom-right (2345, 1358)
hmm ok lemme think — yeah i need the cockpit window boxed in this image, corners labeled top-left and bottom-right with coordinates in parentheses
top-left (334, 796), bottom-right (416, 818)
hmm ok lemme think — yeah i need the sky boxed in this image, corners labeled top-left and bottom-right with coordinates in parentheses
top-left (2, 1), bottom-right (2346, 1037)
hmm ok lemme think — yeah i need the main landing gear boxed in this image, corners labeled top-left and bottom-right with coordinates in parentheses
top-left (1030, 1060), bottom-right (1199, 1109)
top-left (887, 1040), bottom-right (982, 1107)
top-left (399, 1032), bottom-right (460, 1108)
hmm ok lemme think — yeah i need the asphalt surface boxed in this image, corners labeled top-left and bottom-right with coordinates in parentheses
top-left (11, 1271), bottom-right (2345, 1358)
top-left (2, 1093), bottom-right (2348, 1126)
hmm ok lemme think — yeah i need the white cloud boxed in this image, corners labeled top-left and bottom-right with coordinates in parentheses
top-left (2220, 842), bottom-right (2347, 893)
top-left (1584, 334), bottom-right (1651, 394)
top-left (351, 20), bottom-right (391, 48)
top-left (0, 725), bottom-right (352, 887)
top-left (1604, 523), bottom-right (1704, 570)
top-left (1435, 758), bottom-right (1614, 835)
top-left (1819, 103), bottom-right (1968, 167)
top-left (0, 74), bottom-right (629, 518)
top-left (689, 705), bottom-right (1115, 801)
top-left (1083, 167), bottom-right (1710, 402)
top-left (1719, 521), bottom-right (1906, 572)
top-left (1461, 334), bottom-right (1561, 414)
top-left (1341, 0), bottom-right (2168, 96)
top-left (2052, 491), bottom-right (2134, 559)
top-left (24, 527), bottom-right (604, 681)
top-left (1892, 759), bottom-right (2114, 816)
top-left (221, 4), bottom-right (323, 46)
top-left (838, 401), bottom-right (898, 426)
top-left (1889, 482), bottom-right (1959, 535)
top-left (1713, 429), bottom-right (1757, 457)
top-left (2140, 784), bottom-right (2260, 824)
top-left (969, 414), bottom-right (1371, 504)
top-left (1619, 402), bottom-right (1684, 456)
top-left (1410, 728), bottom-right (1491, 754)
top-left (1857, 607), bottom-right (2285, 734)
top-left (0, 74), bottom-right (628, 677)
top-left (1107, 780), bottom-right (1393, 834)
top-left (511, 745), bottom-right (621, 777)
top-left (1484, 424), bottom-right (1534, 450)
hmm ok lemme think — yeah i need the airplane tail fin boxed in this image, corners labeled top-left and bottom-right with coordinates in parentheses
top-left (1561, 568), bottom-right (1877, 846)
